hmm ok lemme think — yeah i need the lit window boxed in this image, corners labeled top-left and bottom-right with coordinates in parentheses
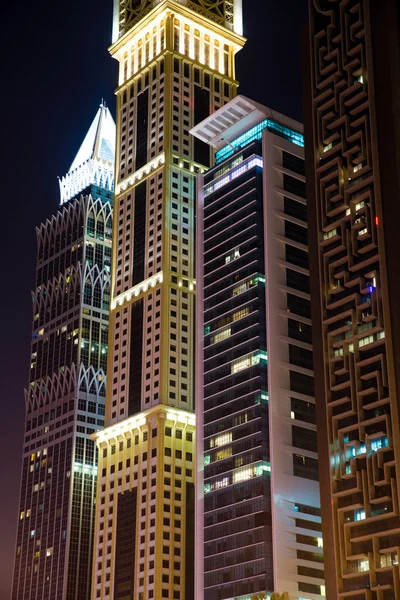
top-left (359, 331), bottom-right (385, 348)
top-left (233, 282), bottom-right (248, 296)
top-left (323, 228), bottom-right (337, 240)
top-left (225, 249), bottom-right (240, 264)
top-left (216, 447), bottom-right (232, 461)
top-left (359, 560), bottom-right (369, 572)
top-left (232, 462), bottom-right (270, 484)
top-left (231, 351), bottom-right (267, 374)
top-left (358, 444), bottom-right (366, 455)
top-left (233, 465), bottom-right (256, 483)
top-left (214, 477), bottom-right (229, 490)
top-left (232, 307), bottom-right (249, 321)
top-left (380, 553), bottom-right (398, 568)
top-left (323, 142), bottom-right (333, 153)
top-left (231, 356), bottom-right (251, 374)
top-left (355, 200), bottom-right (365, 211)
top-left (317, 537), bottom-right (323, 548)
top-left (355, 509), bottom-right (366, 521)
top-left (371, 437), bottom-right (388, 452)
top-left (210, 432), bottom-right (232, 448)
top-left (46, 548), bottom-right (53, 557)
top-left (20, 511), bottom-right (25, 520)
top-left (210, 327), bottom-right (231, 344)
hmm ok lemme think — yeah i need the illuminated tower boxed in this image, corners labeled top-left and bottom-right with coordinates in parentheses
top-left (11, 105), bottom-right (115, 600)
top-left (91, 2), bottom-right (244, 599)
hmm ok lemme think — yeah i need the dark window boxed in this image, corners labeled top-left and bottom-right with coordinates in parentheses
top-left (129, 299), bottom-right (143, 416)
top-left (136, 89), bottom-right (149, 169)
top-left (293, 454), bottom-right (319, 481)
top-left (290, 370), bottom-right (314, 396)
top-left (286, 244), bottom-right (309, 269)
top-left (194, 86), bottom-right (210, 166)
top-left (287, 293), bottom-right (311, 319)
top-left (114, 489), bottom-right (137, 598)
top-left (282, 151), bottom-right (305, 176)
top-left (283, 174), bottom-right (306, 198)
top-left (292, 426), bottom-right (318, 452)
top-left (291, 398), bottom-right (316, 424)
top-left (285, 221), bottom-right (308, 245)
top-left (286, 268), bottom-right (310, 293)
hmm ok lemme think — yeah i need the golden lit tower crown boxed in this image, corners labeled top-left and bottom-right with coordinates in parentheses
top-left (91, 1), bottom-right (244, 599)
top-left (112, 0), bottom-right (243, 42)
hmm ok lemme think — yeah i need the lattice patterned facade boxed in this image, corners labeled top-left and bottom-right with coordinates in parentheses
top-left (12, 111), bottom-right (115, 600)
top-left (305, 1), bottom-right (400, 598)
top-left (113, 0), bottom-right (242, 42)
top-left (91, 2), bottom-right (244, 599)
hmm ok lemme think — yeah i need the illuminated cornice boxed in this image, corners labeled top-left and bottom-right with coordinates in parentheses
top-left (111, 272), bottom-right (196, 311)
top-left (111, 272), bottom-right (164, 310)
top-left (116, 152), bottom-right (165, 195)
top-left (93, 404), bottom-right (196, 445)
top-left (190, 95), bottom-right (304, 150)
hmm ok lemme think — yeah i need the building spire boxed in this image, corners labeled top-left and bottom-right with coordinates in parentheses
top-left (59, 104), bottom-right (116, 205)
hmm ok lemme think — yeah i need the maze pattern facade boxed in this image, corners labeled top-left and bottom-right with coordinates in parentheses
top-left (306, 1), bottom-right (400, 598)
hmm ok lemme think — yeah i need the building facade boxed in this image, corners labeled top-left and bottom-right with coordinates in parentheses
top-left (90, 1), bottom-right (244, 599)
top-left (304, 1), bottom-right (400, 598)
top-left (193, 96), bottom-right (325, 600)
top-left (11, 105), bottom-right (115, 600)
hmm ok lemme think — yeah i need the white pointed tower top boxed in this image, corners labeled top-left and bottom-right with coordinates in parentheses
top-left (59, 104), bottom-right (116, 205)
top-left (69, 104), bottom-right (116, 171)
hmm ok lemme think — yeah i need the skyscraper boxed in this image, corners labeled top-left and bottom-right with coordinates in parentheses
top-left (193, 96), bottom-right (325, 600)
top-left (90, 2), bottom-right (244, 599)
top-left (11, 105), bottom-right (115, 600)
top-left (304, 0), bottom-right (400, 597)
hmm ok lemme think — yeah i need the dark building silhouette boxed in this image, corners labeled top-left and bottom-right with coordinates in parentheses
top-left (304, 1), bottom-right (400, 597)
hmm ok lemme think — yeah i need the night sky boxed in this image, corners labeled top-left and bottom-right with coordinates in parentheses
top-left (1, 0), bottom-right (308, 597)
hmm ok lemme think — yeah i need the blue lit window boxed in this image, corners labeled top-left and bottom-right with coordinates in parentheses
top-left (215, 119), bottom-right (304, 164)
top-left (205, 155), bottom-right (263, 196)
top-left (371, 437), bottom-right (388, 452)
